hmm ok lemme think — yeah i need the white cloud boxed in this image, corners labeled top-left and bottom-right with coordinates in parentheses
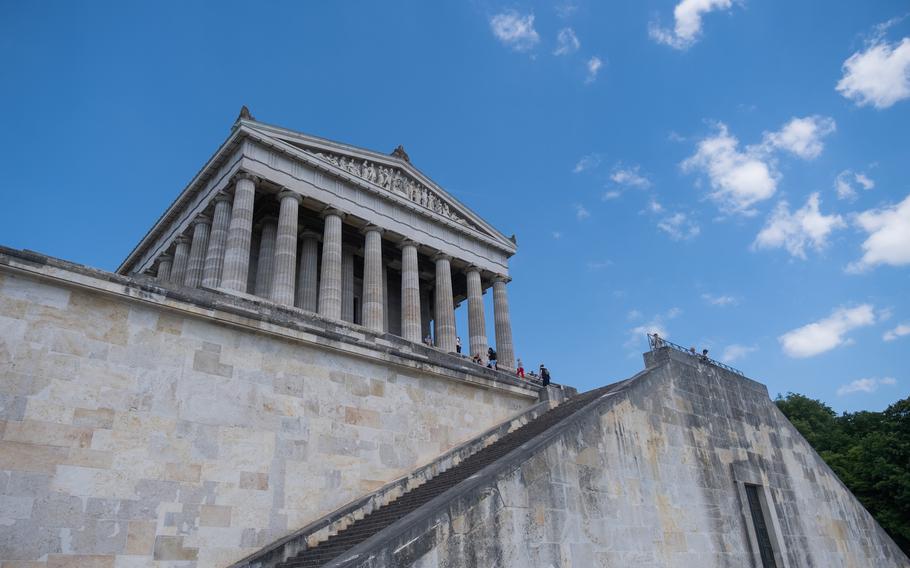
top-left (682, 123), bottom-right (778, 215)
top-left (611, 164), bottom-right (651, 189)
top-left (554, 27), bottom-right (581, 55)
top-left (648, 0), bottom-right (734, 50)
top-left (602, 190), bottom-right (622, 201)
top-left (572, 154), bottom-right (601, 173)
top-left (627, 319), bottom-right (669, 349)
top-left (702, 293), bottom-right (738, 307)
top-left (835, 170), bottom-right (875, 200)
top-left (837, 377), bottom-right (897, 396)
top-left (848, 193), bottom-right (910, 272)
top-left (575, 204), bottom-right (591, 220)
top-left (657, 212), bottom-right (701, 241)
top-left (552, 231), bottom-right (562, 240)
top-left (883, 323), bottom-right (910, 341)
top-left (627, 309), bottom-right (643, 321)
top-left (490, 11), bottom-right (540, 52)
top-left (762, 116), bottom-right (836, 160)
top-left (585, 56), bottom-right (603, 84)
top-left (666, 307), bottom-right (683, 319)
top-left (722, 344), bottom-right (757, 363)
top-left (753, 192), bottom-right (846, 259)
top-left (647, 197), bottom-right (664, 213)
top-left (837, 37), bottom-right (910, 109)
top-left (779, 304), bottom-right (876, 358)
top-left (555, 2), bottom-right (578, 19)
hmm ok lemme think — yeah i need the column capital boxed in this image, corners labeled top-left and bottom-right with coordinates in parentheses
top-left (432, 252), bottom-right (453, 262)
top-left (277, 189), bottom-right (303, 204)
top-left (192, 214), bottom-right (212, 227)
top-left (465, 264), bottom-right (482, 275)
top-left (213, 191), bottom-right (233, 203)
top-left (158, 253), bottom-right (173, 261)
top-left (234, 172), bottom-right (260, 184)
top-left (299, 229), bottom-right (322, 241)
top-left (398, 239), bottom-right (419, 250)
top-left (493, 274), bottom-right (512, 284)
top-left (175, 234), bottom-right (191, 245)
top-left (258, 215), bottom-right (279, 227)
top-left (361, 224), bottom-right (384, 236)
top-left (321, 207), bottom-right (346, 220)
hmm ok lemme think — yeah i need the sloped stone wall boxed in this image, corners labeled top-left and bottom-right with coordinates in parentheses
top-left (0, 263), bottom-right (535, 568)
top-left (343, 349), bottom-right (909, 568)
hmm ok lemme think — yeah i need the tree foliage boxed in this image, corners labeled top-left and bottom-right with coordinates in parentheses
top-left (775, 393), bottom-right (910, 555)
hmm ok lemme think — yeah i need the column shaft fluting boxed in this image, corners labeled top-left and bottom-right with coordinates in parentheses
top-left (493, 278), bottom-right (515, 370)
top-left (220, 175), bottom-right (257, 292)
top-left (157, 255), bottom-right (173, 282)
top-left (170, 236), bottom-right (191, 285)
top-left (202, 194), bottom-right (232, 288)
top-left (361, 228), bottom-right (384, 331)
top-left (318, 211), bottom-right (343, 319)
top-left (400, 243), bottom-right (421, 342)
top-left (254, 219), bottom-right (278, 297)
top-left (185, 217), bottom-right (211, 288)
top-left (433, 255), bottom-right (456, 352)
top-left (341, 247), bottom-right (355, 323)
top-left (270, 191), bottom-right (301, 305)
top-left (295, 232), bottom-right (320, 312)
top-left (466, 268), bottom-right (488, 360)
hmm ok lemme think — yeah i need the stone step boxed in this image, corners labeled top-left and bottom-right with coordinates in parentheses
top-left (276, 384), bottom-right (613, 568)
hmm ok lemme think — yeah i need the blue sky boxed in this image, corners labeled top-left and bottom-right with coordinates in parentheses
top-left (1, 1), bottom-right (908, 412)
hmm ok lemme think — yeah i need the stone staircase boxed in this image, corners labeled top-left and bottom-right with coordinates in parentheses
top-left (275, 384), bottom-right (618, 568)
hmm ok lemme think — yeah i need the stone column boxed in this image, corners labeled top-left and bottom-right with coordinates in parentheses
top-left (254, 217), bottom-right (278, 297)
top-left (466, 266), bottom-right (488, 360)
top-left (493, 277), bottom-right (515, 370)
top-left (341, 246), bottom-right (355, 323)
top-left (220, 173), bottom-right (258, 292)
top-left (361, 226), bottom-right (385, 331)
top-left (201, 192), bottom-right (232, 289)
top-left (170, 235), bottom-right (191, 285)
top-left (270, 190), bottom-right (302, 305)
top-left (400, 241), bottom-right (421, 343)
top-left (318, 209), bottom-right (344, 320)
top-left (433, 254), bottom-right (456, 352)
top-left (184, 215), bottom-right (211, 288)
top-left (295, 231), bottom-right (320, 312)
top-left (382, 264), bottom-right (389, 333)
top-left (420, 284), bottom-right (432, 341)
top-left (156, 254), bottom-right (173, 282)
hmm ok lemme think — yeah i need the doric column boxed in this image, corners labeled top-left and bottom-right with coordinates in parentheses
top-left (420, 284), bottom-right (432, 341)
top-left (361, 226), bottom-right (385, 331)
top-left (254, 217), bottom-right (278, 297)
top-left (399, 241), bottom-right (421, 342)
top-left (201, 193), bottom-right (232, 289)
top-left (184, 215), bottom-right (211, 288)
top-left (433, 254), bottom-right (456, 352)
top-left (270, 190), bottom-right (302, 305)
top-left (466, 266), bottom-right (488, 360)
top-left (295, 231), bottom-right (320, 312)
top-left (170, 235), bottom-right (191, 285)
top-left (318, 209), bottom-right (344, 319)
top-left (220, 173), bottom-right (258, 292)
top-left (382, 264), bottom-right (389, 333)
top-left (493, 276), bottom-right (515, 370)
top-left (156, 254), bottom-right (173, 282)
top-left (341, 246), bottom-right (355, 323)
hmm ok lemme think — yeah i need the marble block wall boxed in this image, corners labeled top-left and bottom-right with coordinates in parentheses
top-left (0, 268), bottom-right (533, 568)
top-left (344, 350), bottom-right (909, 568)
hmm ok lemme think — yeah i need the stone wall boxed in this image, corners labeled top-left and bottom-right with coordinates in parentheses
top-left (334, 349), bottom-right (909, 567)
top-left (0, 250), bottom-right (537, 568)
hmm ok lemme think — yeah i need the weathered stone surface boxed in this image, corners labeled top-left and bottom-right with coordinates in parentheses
top-left (0, 259), bottom-right (534, 568)
top-left (326, 349), bottom-right (909, 568)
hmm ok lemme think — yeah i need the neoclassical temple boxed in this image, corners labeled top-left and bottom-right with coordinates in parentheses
top-left (118, 107), bottom-right (518, 368)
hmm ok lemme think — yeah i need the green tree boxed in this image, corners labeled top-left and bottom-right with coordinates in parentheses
top-left (775, 393), bottom-right (910, 555)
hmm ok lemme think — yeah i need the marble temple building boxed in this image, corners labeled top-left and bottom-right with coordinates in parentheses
top-left (0, 108), bottom-right (907, 568)
top-left (121, 106), bottom-right (517, 368)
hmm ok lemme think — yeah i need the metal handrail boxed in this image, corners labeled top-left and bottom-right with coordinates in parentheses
top-left (647, 334), bottom-right (745, 377)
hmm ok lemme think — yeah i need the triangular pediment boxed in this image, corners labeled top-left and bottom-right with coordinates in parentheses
top-left (240, 121), bottom-right (516, 251)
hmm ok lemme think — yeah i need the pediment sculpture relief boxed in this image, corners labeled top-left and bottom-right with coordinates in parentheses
top-left (308, 149), bottom-right (480, 231)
